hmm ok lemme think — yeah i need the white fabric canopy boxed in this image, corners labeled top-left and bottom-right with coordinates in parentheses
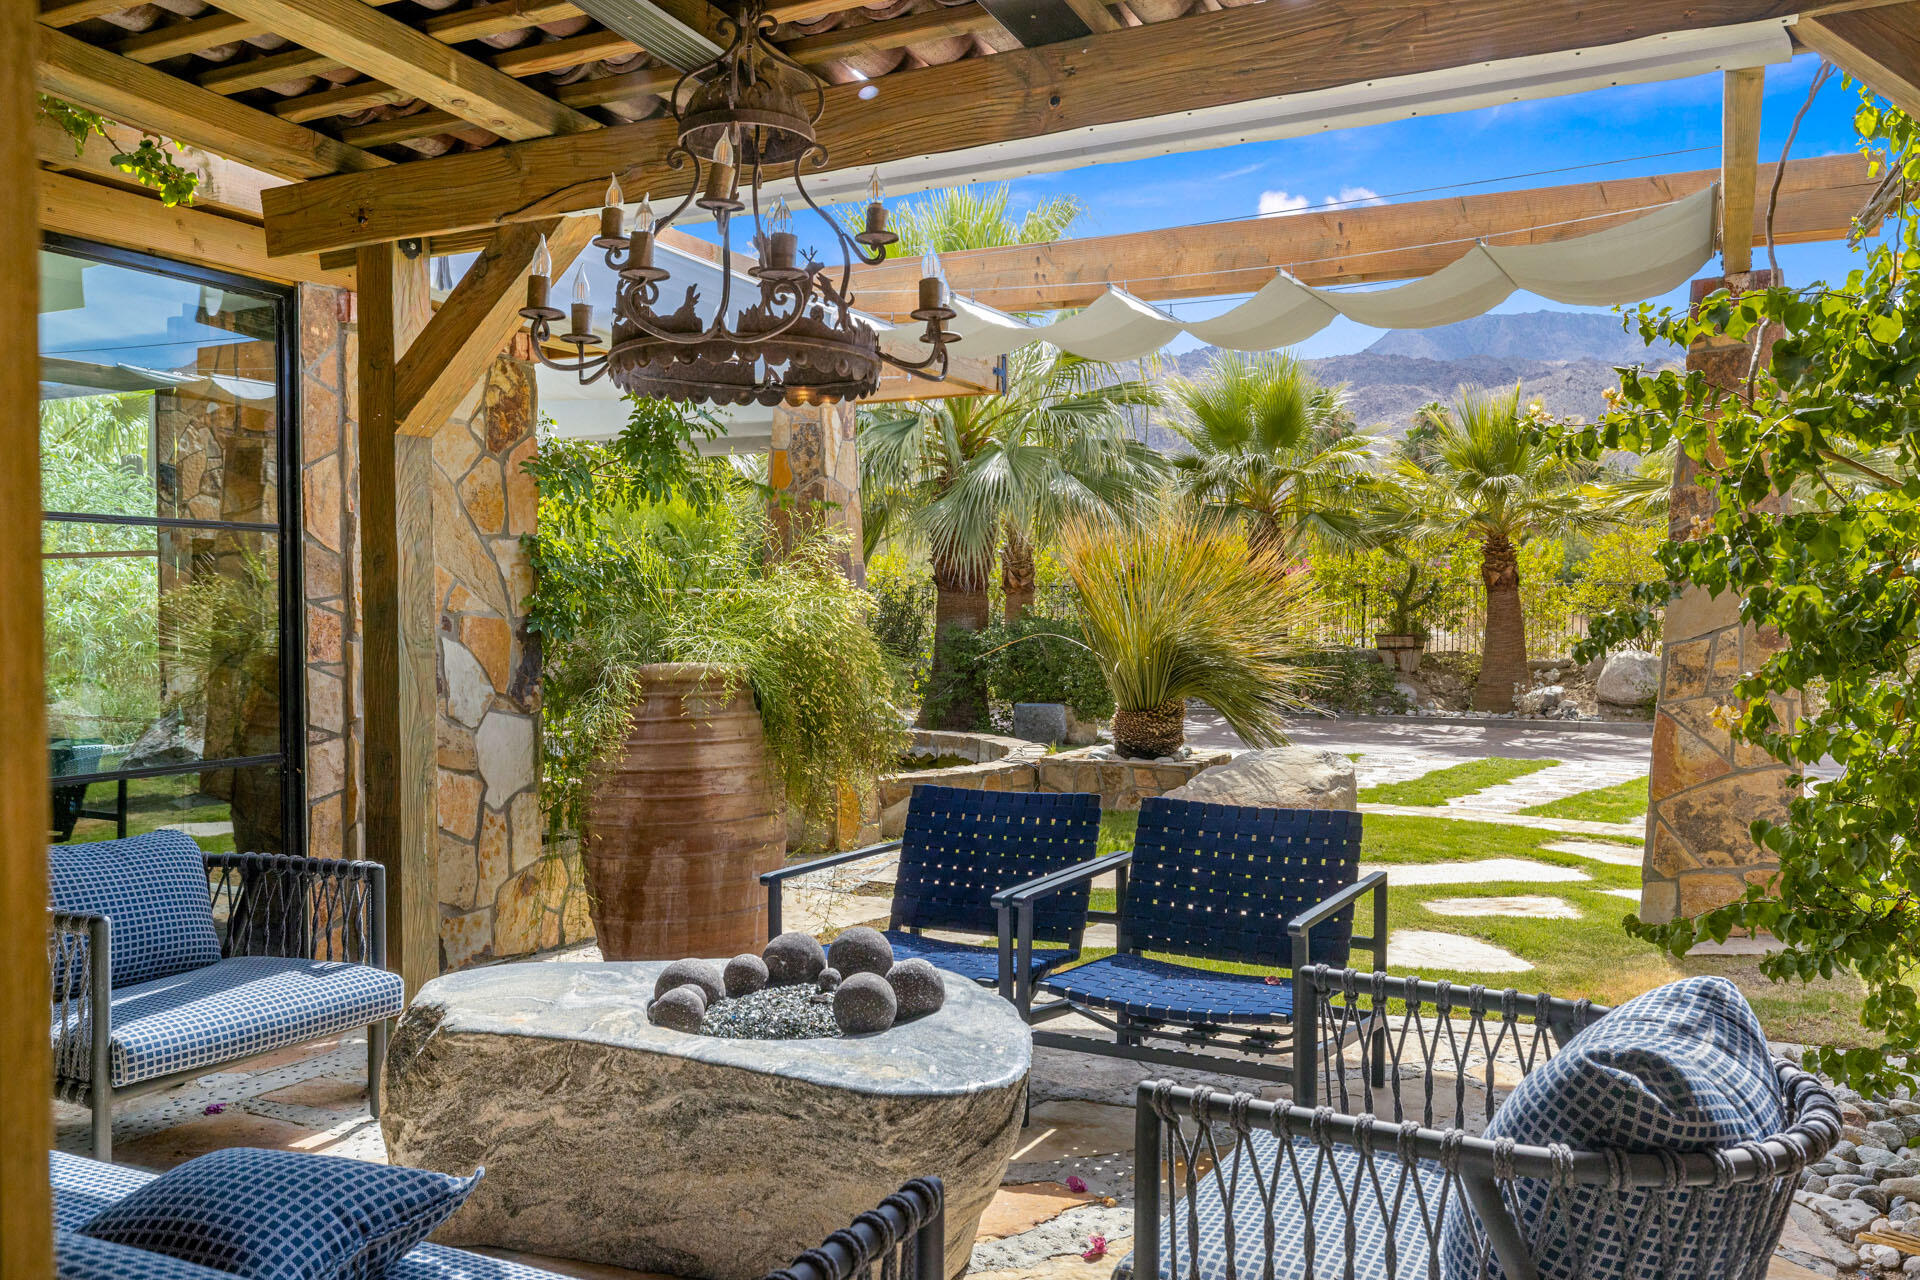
top-left (927, 185), bottom-right (1718, 361)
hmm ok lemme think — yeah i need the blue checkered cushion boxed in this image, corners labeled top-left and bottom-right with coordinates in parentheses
top-left (883, 930), bottom-right (1073, 986)
top-left (1112, 1129), bottom-right (1443, 1280)
top-left (57, 1230), bottom-right (240, 1280)
top-left (52, 956), bottom-right (405, 1088)
top-left (82, 1148), bottom-right (482, 1280)
top-left (1043, 953), bottom-right (1293, 1023)
top-left (52, 1153), bottom-right (563, 1280)
top-left (50, 831), bottom-right (220, 989)
top-left (1440, 976), bottom-right (1787, 1280)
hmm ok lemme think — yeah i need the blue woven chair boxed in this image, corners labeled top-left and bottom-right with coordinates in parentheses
top-left (763, 785), bottom-right (1102, 988)
top-left (995, 795), bottom-right (1386, 1089)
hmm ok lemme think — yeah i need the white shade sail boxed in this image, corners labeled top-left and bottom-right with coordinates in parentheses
top-left (939, 185), bottom-right (1719, 362)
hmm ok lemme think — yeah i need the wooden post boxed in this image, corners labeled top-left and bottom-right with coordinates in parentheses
top-left (357, 241), bottom-right (439, 994)
top-left (1, 0), bottom-right (54, 1269)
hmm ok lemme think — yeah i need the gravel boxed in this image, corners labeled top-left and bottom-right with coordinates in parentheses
top-left (699, 985), bottom-right (841, 1040)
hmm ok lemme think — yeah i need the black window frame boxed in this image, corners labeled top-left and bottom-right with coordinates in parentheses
top-left (40, 232), bottom-right (307, 857)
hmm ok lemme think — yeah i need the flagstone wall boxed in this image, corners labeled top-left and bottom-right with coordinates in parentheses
top-left (297, 286), bottom-right (587, 969)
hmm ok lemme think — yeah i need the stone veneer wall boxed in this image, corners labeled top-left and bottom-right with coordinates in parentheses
top-left (298, 286), bottom-right (582, 967)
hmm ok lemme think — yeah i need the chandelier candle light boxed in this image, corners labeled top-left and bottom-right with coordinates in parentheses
top-left (519, 0), bottom-right (958, 408)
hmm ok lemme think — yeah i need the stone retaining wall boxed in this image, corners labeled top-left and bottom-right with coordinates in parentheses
top-left (876, 731), bottom-right (1047, 837)
top-left (1036, 746), bottom-right (1232, 811)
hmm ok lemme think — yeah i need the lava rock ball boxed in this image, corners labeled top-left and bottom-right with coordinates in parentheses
top-left (763, 931), bottom-right (827, 986)
top-left (653, 958), bottom-right (726, 1005)
top-left (886, 958), bottom-right (946, 1021)
top-left (832, 971), bottom-right (898, 1035)
top-left (724, 953), bottom-right (769, 998)
top-left (816, 966), bottom-right (842, 993)
top-left (827, 926), bottom-right (894, 979)
top-left (647, 984), bottom-right (708, 1032)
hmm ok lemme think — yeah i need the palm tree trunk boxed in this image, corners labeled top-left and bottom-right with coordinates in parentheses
top-left (1112, 699), bottom-right (1185, 759)
top-left (1473, 531), bottom-right (1528, 712)
top-left (921, 551), bottom-right (992, 729)
top-left (1001, 529), bottom-right (1036, 623)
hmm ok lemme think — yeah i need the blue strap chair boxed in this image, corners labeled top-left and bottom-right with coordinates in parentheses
top-left (763, 784), bottom-right (1102, 988)
top-left (995, 795), bottom-right (1386, 1089)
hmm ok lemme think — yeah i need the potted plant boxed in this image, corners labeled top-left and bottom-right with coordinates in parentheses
top-left (1059, 505), bottom-right (1318, 759)
top-left (1373, 558), bottom-right (1437, 675)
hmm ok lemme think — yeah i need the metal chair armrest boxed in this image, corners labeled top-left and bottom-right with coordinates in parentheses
top-left (994, 851), bottom-right (1132, 1013)
top-left (761, 840), bottom-right (903, 937)
top-left (991, 850), bottom-right (1132, 909)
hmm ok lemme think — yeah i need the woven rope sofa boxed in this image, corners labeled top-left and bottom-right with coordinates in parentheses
top-left (1120, 967), bottom-right (1840, 1280)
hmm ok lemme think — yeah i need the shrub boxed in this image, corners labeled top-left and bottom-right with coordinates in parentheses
top-left (1286, 648), bottom-right (1410, 715)
top-left (969, 615), bottom-right (1115, 723)
top-left (864, 552), bottom-right (935, 702)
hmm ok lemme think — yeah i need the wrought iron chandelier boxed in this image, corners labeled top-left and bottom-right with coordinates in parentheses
top-left (519, 0), bottom-right (958, 408)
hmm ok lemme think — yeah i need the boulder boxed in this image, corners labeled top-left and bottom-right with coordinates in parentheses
top-left (1516, 685), bottom-right (1564, 716)
top-left (1163, 746), bottom-right (1358, 812)
top-left (385, 962), bottom-right (1029, 1280)
top-left (1596, 648), bottom-right (1661, 706)
top-left (1011, 702), bottom-right (1069, 746)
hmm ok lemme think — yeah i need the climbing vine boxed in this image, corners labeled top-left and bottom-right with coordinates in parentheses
top-left (1552, 87), bottom-right (1919, 1094)
top-left (38, 97), bottom-right (199, 207)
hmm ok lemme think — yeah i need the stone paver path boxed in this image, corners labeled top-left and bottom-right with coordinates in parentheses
top-left (1358, 858), bottom-right (1592, 886)
top-left (1361, 802), bottom-right (1641, 839)
top-left (1424, 895), bottom-right (1582, 920)
top-left (1544, 840), bottom-right (1645, 866)
top-left (1389, 930), bottom-right (1533, 972)
top-left (1447, 759), bottom-right (1647, 813)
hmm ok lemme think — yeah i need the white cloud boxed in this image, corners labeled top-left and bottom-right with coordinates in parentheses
top-left (1257, 189), bottom-right (1310, 216)
top-left (1330, 186), bottom-right (1384, 207)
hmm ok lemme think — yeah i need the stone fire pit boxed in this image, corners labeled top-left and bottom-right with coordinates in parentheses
top-left (382, 960), bottom-right (1030, 1280)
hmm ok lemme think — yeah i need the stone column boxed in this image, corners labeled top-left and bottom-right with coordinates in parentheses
top-left (768, 400), bottom-right (864, 585)
top-left (1641, 271), bottom-right (1799, 924)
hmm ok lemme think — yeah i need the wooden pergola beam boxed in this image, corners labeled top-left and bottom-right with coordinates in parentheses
top-left (33, 116), bottom-right (284, 221)
top-left (262, 0), bottom-right (1816, 256)
top-left (1799, 1), bottom-right (1920, 119)
top-left (36, 25), bottom-right (388, 180)
top-left (203, 0), bottom-right (596, 141)
top-left (1720, 66), bottom-right (1766, 274)
top-left (844, 152), bottom-right (1877, 314)
top-left (396, 217), bottom-right (597, 434)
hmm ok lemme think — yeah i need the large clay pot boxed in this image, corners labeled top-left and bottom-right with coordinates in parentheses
top-left (582, 664), bottom-right (786, 959)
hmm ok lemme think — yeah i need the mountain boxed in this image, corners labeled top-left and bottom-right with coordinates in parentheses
top-left (1153, 310), bottom-right (1682, 438)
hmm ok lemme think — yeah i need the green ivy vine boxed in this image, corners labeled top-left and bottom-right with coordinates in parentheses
top-left (39, 96), bottom-right (199, 207)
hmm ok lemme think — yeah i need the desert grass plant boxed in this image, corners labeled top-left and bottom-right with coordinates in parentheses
top-left (1060, 506), bottom-right (1320, 758)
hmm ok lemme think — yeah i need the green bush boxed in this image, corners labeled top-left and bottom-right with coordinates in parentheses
top-left (1286, 648), bottom-right (1410, 715)
top-left (864, 552), bottom-right (935, 702)
top-left (971, 615), bottom-right (1114, 722)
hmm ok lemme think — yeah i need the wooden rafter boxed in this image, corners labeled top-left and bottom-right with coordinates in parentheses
top-left (783, 6), bottom-right (1004, 65)
top-left (33, 116), bottom-right (282, 221)
top-left (115, 13), bottom-right (263, 63)
top-left (202, 0), bottom-right (595, 141)
top-left (1720, 66), bottom-right (1766, 274)
top-left (843, 152), bottom-right (1878, 314)
top-left (1799, 1), bottom-right (1920, 119)
top-left (261, 0), bottom-right (1821, 256)
top-left (37, 25), bottom-right (389, 179)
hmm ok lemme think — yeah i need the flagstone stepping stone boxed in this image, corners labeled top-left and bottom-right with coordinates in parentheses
top-left (1423, 895), bottom-right (1581, 920)
top-left (1358, 859), bottom-right (1590, 886)
top-left (1602, 887), bottom-right (1641, 902)
top-left (976, 1183), bottom-right (1099, 1241)
top-left (1543, 840), bottom-right (1645, 867)
top-left (1387, 930), bottom-right (1533, 972)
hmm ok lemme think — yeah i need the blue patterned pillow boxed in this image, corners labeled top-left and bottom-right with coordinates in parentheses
top-left (57, 1229), bottom-right (241, 1280)
top-left (1439, 975), bottom-right (1786, 1280)
top-left (50, 831), bottom-right (220, 989)
top-left (81, 1149), bottom-right (482, 1280)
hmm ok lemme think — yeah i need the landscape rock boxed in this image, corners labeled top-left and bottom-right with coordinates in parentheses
top-left (724, 953), bottom-right (769, 998)
top-left (764, 931), bottom-right (827, 986)
top-left (1516, 685), bottom-right (1564, 716)
top-left (816, 967), bottom-right (842, 993)
top-left (1011, 703), bottom-right (1069, 746)
top-left (647, 986), bottom-right (707, 1032)
top-left (827, 926), bottom-right (895, 979)
top-left (833, 971), bottom-right (898, 1034)
top-left (654, 959), bottom-right (726, 1005)
top-left (1870, 1120), bottom-right (1912, 1150)
top-left (888, 958), bottom-right (947, 1021)
top-left (1596, 648), bottom-right (1660, 706)
top-left (1163, 745), bottom-right (1357, 812)
top-left (386, 961), bottom-right (1030, 1280)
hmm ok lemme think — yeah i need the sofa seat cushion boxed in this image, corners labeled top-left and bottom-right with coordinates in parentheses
top-left (51, 831), bottom-right (221, 989)
top-left (57, 1230), bottom-right (241, 1280)
top-left (1440, 975), bottom-right (1789, 1280)
top-left (52, 956), bottom-right (405, 1089)
top-left (81, 1148), bottom-right (481, 1280)
top-left (1111, 1128), bottom-right (1443, 1280)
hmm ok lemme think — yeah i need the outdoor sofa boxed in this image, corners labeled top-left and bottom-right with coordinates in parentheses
top-left (49, 830), bottom-right (403, 1160)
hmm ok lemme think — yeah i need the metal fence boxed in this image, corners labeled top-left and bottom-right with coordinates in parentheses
top-left (1300, 580), bottom-right (1658, 661)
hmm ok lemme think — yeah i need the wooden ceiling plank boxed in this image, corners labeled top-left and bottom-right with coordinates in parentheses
top-left (116, 13), bottom-right (264, 63)
top-left (1720, 66), bottom-right (1765, 274)
top-left (261, 0), bottom-right (1814, 256)
top-left (38, 167), bottom-right (352, 286)
top-left (491, 29), bottom-right (641, 76)
top-left (554, 64), bottom-right (679, 108)
top-left (203, 0), bottom-right (596, 140)
top-left (339, 108), bottom-right (463, 148)
top-left (199, 46), bottom-right (340, 94)
top-left (275, 80), bottom-right (413, 123)
top-left (844, 152), bottom-right (1875, 313)
top-left (38, 0), bottom-right (131, 26)
top-left (1799, 2), bottom-right (1920, 119)
top-left (783, 6), bottom-right (1004, 64)
top-left (422, 0), bottom-right (586, 43)
top-left (566, 0), bottom-right (721, 71)
top-left (37, 25), bottom-right (389, 179)
top-left (33, 115), bottom-right (283, 219)
top-left (396, 217), bottom-right (597, 434)
top-left (1058, 0), bottom-right (1120, 35)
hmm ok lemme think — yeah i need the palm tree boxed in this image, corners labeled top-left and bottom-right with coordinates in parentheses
top-left (1388, 384), bottom-right (1639, 712)
top-left (1166, 352), bottom-right (1375, 562)
top-left (876, 183), bottom-right (1084, 257)
top-left (860, 345), bottom-right (1163, 728)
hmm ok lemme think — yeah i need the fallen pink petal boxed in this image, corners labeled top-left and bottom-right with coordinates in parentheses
top-left (202, 1103), bottom-right (226, 1115)
top-left (1082, 1235), bottom-right (1108, 1261)
top-left (1065, 1176), bottom-right (1088, 1194)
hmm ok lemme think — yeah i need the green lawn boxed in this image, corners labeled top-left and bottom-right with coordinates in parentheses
top-left (1519, 775), bottom-right (1651, 823)
top-left (1357, 757), bottom-right (1561, 806)
top-left (1078, 809), bottom-right (1867, 1047)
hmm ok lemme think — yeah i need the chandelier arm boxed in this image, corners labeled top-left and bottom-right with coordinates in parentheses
top-left (879, 346), bottom-right (950, 378)
top-left (750, 28), bottom-right (827, 128)
top-left (653, 149), bottom-right (704, 235)
top-left (789, 149), bottom-right (859, 303)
